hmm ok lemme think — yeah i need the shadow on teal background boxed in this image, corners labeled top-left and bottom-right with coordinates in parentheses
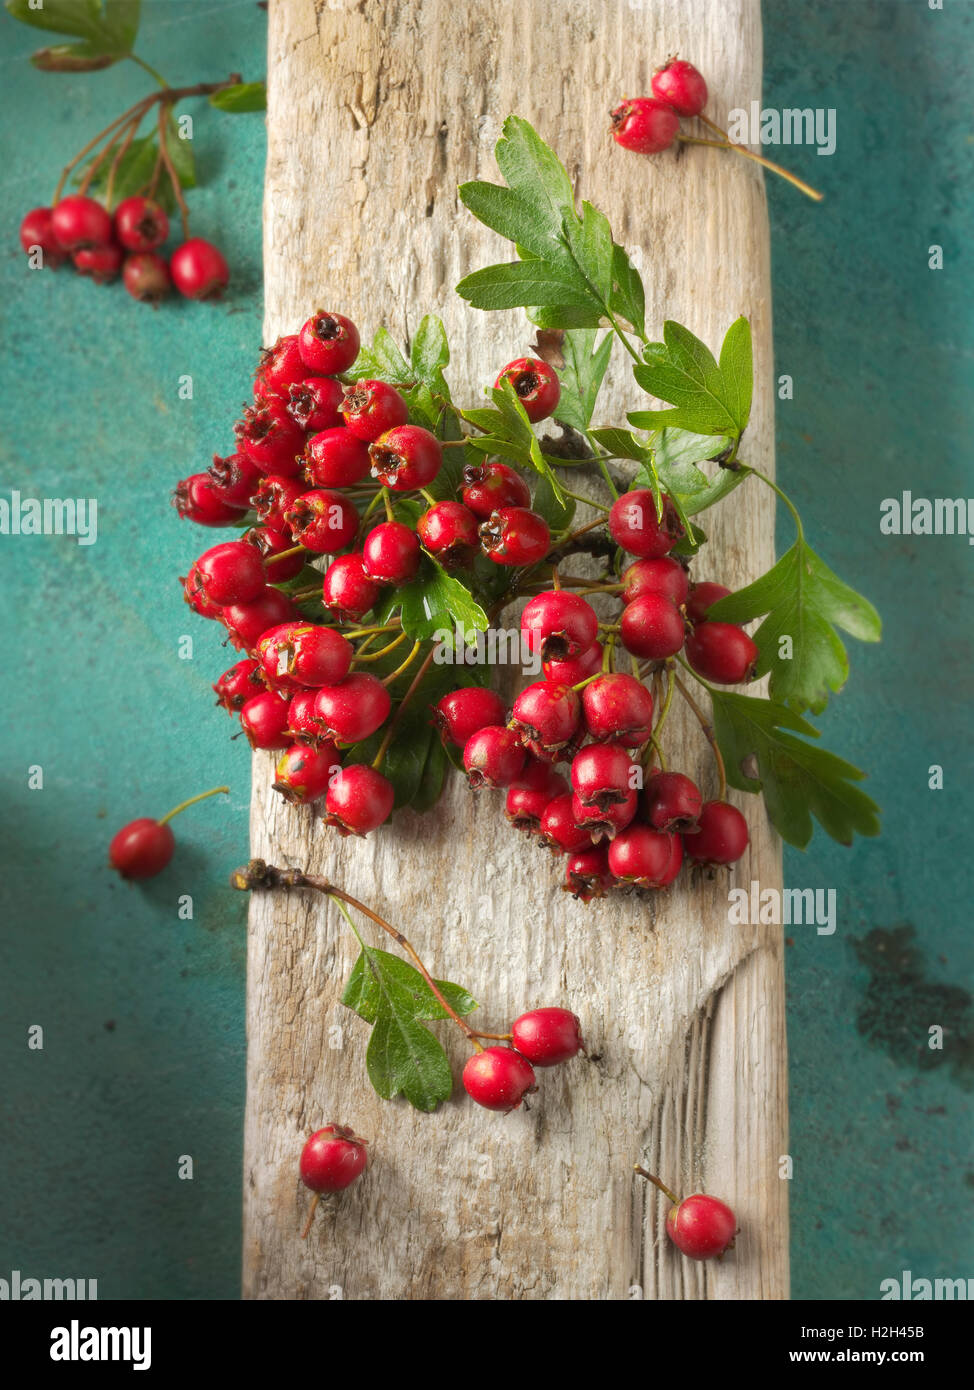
top-left (0, 0), bottom-right (970, 1300)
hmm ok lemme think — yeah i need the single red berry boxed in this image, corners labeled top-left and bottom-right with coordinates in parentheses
top-left (213, 658), bottom-right (262, 712)
top-left (620, 593), bottom-right (686, 660)
top-left (256, 334), bottom-right (305, 398)
top-left (300, 1125), bottom-right (368, 1194)
top-left (461, 460), bottom-right (531, 518)
top-left (286, 689), bottom-right (329, 744)
top-left (463, 725), bottom-right (527, 789)
top-left (511, 1008), bottom-right (584, 1066)
top-left (113, 196), bottom-right (169, 252)
top-left (509, 681), bottom-right (581, 760)
top-left (181, 563), bottom-right (223, 620)
top-left (462, 1046), bottom-right (536, 1112)
top-left (341, 379), bottom-right (409, 441)
top-left (505, 778), bottom-right (569, 834)
top-left (324, 764), bottom-right (395, 836)
top-left (297, 311), bottom-right (360, 374)
top-left (284, 489), bottom-right (359, 554)
top-left (610, 97), bottom-right (680, 154)
top-left (369, 424), bottom-right (443, 491)
top-left (609, 489), bottom-right (684, 558)
top-left (683, 800), bottom-right (749, 866)
top-left (322, 552), bottom-right (381, 620)
top-left (581, 673), bottom-right (654, 746)
top-left (207, 451), bottom-right (263, 509)
top-left (122, 251), bottom-right (172, 303)
top-left (243, 525), bottom-right (304, 581)
top-left (240, 689), bottom-right (292, 750)
top-left (652, 59), bottom-right (709, 118)
top-left (173, 473), bottom-right (247, 527)
top-left (170, 238), bottom-right (229, 300)
top-left (494, 357), bottom-right (561, 422)
top-left (252, 475), bottom-right (305, 534)
top-left (192, 540), bottom-right (266, 606)
top-left (362, 521), bottom-right (421, 583)
top-left (571, 741), bottom-right (637, 808)
top-left (313, 673), bottom-right (391, 744)
top-left (685, 621), bottom-right (758, 684)
top-left (287, 376), bottom-right (344, 432)
top-left (51, 195), bottom-right (112, 251)
top-left (73, 243), bottom-right (122, 283)
top-left (432, 687), bottom-right (508, 747)
top-left (621, 556), bottom-right (689, 607)
top-left (570, 789), bottom-right (638, 843)
top-left (304, 427), bottom-right (371, 488)
top-left (608, 824), bottom-right (680, 888)
top-left (222, 586), bottom-right (298, 652)
top-left (521, 591), bottom-right (599, 662)
top-left (273, 742), bottom-right (341, 805)
top-left (109, 819), bottom-right (174, 879)
top-left (564, 845), bottom-right (615, 901)
top-left (543, 642), bottom-right (603, 685)
top-left (644, 770), bottom-right (703, 833)
top-left (685, 581), bottom-right (732, 626)
top-left (258, 622), bottom-right (353, 691)
top-left (480, 507), bottom-right (550, 566)
top-left (19, 207), bottom-right (67, 267)
top-left (539, 793), bottom-right (593, 854)
top-left (666, 1193), bottom-right (737, 1260)
top-left (236, 401), bottom-right (305, 476)
top-left (417, 501), bottom-right (479, 565)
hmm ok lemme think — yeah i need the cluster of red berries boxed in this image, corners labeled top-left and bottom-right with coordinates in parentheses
top-left (19, 194), bottom-right (229, 304)
top-left (462, 1007), bottom-right (585, 1112)
top-left (611, 58), bottom-right (708, 155)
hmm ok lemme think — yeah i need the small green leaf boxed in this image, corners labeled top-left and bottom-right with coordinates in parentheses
top-left (493, 114), bottom-right (576, 239)
top-left (6, 0), bottom-right (102, 39)
top-left (589, 425), bottom-right (662, 515)
top-left (554, 329), bottom-right (614, 433)
top-left (630, 317), bottom-right (753, 438)
top-left (165, 112), bottom-right (196, 190)
top-left (342, 947), bottom-right (477, 1024)
top-left (7, 0), bottom-right (140, 52)
top-left (410, 314), bottom-right (450, 391)
top-left (456, 261), bottom-right (601, 313)
top-left (398, 556), bottom-right (489, 642)
top-left (209, 81), bottom-right (267, 112)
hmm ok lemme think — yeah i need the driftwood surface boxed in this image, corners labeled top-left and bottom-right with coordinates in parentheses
top-left (245, 0), bottom-right (788, 1299)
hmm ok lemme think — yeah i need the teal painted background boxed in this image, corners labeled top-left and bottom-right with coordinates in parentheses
top-left (0, 0), bottom-right (970, 1300)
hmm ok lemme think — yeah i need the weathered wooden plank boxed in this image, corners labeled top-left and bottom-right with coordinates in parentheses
top-left (245, 0), bottom-right (787, 1300)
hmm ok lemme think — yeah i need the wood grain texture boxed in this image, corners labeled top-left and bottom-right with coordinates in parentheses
top-left (245, 0), bottom-right (788, 1300)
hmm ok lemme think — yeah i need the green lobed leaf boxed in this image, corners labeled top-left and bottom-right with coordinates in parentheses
top-left (342, 946), bottom-right (478, 1024)
top-left (709, 689), bottom-right (881, 848)
top-left (398, 555), bottom-right (489, 642)
top-left (630, 317), bottom-right (753, 438)
top-left (609, 242), bottom-right (646, 338)
top-left (492, 114), bottom-right (576, 239)
top-left (7, 0), bottom-right (140, 52)
top-left (565, 201), bottom-right (613, 301)
top-left (209, 81), bottom-right (266, 112)
top-left (456, 261), bottom-right (601, 313)
top-left (708, 538), bottom-right (882, 714)
top-left (553, 329), bottom-right (614, 433)
top-left (650, 427), bottom-right (749, 517)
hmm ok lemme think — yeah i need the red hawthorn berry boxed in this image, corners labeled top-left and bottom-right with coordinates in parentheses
top-left (509, 681), bottom-right (581, 761)
top-left (666, 1193), bottom-right (737, 1260)
top-left (113, 196), bottom-right (169, 252)
top-left (607, 824), bottom-right (680, 888)
top-left (173, 473), bottom-right (247, 527)
top-left (432, 687), bottom-right (508, 748)
top-left (221, 586), bottom-right (298, 652)
top-left (213, 658), bottom-right (262, 712)
top-left (313, 673), bottom-right (392, 744)
top-left (643, 770), bottom-right (703, 833)
top-left (581, 673), bottom-right (654, 746)
top-left (109, 819), bottom-right (175, 879)
top-left (494, 357), bottom-right (561, 422)
top-left (685, 621), bottom-right (758, 684)
top-left (239, 689), bottom-right (292, 750)
top-left (461, 460), bottom-right (531, 518)
top-left (122, 251), bottom-right (172, 304)
top-left (181, 564), bottom-right (223, 620)
top-left (258, 622), bottom-right (353, 691)
top-left (287, 377), bottom-right (344, 433)
top-left (324, 764), bottom-right (395, 836)
top-left (73, 243), bottom-right (123, 283)
top-left (571, 741), bottom-right (637, 808)
top-left (539, 793), bottom-right (594, 855)
top-left (207, 451), bottom-right (263, 509)
top-left (685, 581), bottom-right (732, 626)
top-left (252, 475), bottom-right (305, 534)
top-left (563, 845), bottom-right (615, 901)
top-left (256, 334), bottom-right (305, 398)
top-left (273, 742), bottom-right (341, 805)
top-left (19, 207), bottom-right (67, 267)
top-left (417, 501), bottom-right (479, 565)
top-left (322, 552), bottom-right (381, 620)
top-left (286, 689), bottom-right (329, 744)
top-left (610, 97), bottom-right (680, 154)
top-left (243, 525), bottom-right (305, 582)
top-left (369, 424), bottom-right (443, 492)
top-left (297, 311), bottom-right (360, 374)
top-left (193, 540), bottom-right (266, 606)
top-left (521, 591), bottom-right (599, 662)
top-left (304, 427), bottom-right (371, 488)
top-left (570, 789), bottom-right (639, 843)
top-left (543, 642), bottom-right (603, 686)
top-left (463, 725), bottom-right (527, 789)
top-left (651, 59), bottom-right (709, 119)
top-left (300, 1125), bottom-right (369, 1195)
top-left (510, 1008), bottom-right (585, 1066)
top-left (341, 379), bottom-right (409, 442)
top-left (505, 773), bottom-right (569, 834)
top-left (51, 195), bottom-right (112, 251)
top-left (361, 521), bottom-right (421, 583)
top-left (462, 1046), bottom-right (537, 1112)
top-left (619, 593), bottom-right (686, 660)
top-left (170, 238), bottom-right (229, 300)
top-left (284, 489), bottom-right (359, 554)
top-left (682, 800), bottom-right (749, 866)
top-left (479, 507), bottom-right (550, 566)
top-left (609, 489), bottom-right (684, 559)
top-left (621, 556), bottom-right (689, 607)
top-left (236, 401), bottom-right (306, 477)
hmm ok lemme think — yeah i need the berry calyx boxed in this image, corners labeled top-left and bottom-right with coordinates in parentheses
top-left (462, 1046), bottom-right (537, 1112)
top-left (643, 770), bottom-right (702, 833)
top-left (286, 689), bottom-right (329, 744)
top-left (570, 789), bottom-right (638, 843)
top-left (207, 451), bottom-right (263, 509)
top-left (610, 97), bottom-right (680, 154)
top-left (682, 800), bottom-right (749, 866)
top-left (463, 725), bottom-right (527, 789)
top-left (685, 581), bottom-right (732, 626)
top-left (479, 507), bottom-right (550, 565)
top-left (297, 311), bottom-right (360, 374)
top-left (252, 475), bottom-right (305, 534)
top-left (685, 621), bottom-right (758, 684)
top-left (433, 687), bottom-right (508, 747)
top-left (581, 673), bottom-right (654, 746)
top-left (170, 238), bottom-right (229, 300)
top-left (341, 379), bottom-right (409, 441)
top-left (369, 424), bottom-right (443, 491)
top-left (651, 59), bottom-right (708, 118)
top-left (494, 357), bottom-right (561, 422)
top-left (239, 689), bottom-right (292, 750)
top-left (324, 764), bottom-right (395, 836)
top-left (417, 501), bottom-right (479, 565)
top-left (322, 552), bottom-right (381, 620)
top-left (607, 824), bottom-right (679, 888)
top-left (258, 622), bottom-right (353, 690)
top-left (521, 591), bottom-right (599, 662)
top-left (122, 251), bottom-right (172, 304)
top-left (284, 488), bottom-right (360, 553)
top-left (621, 556), bottom-right (689, 607)
top-left (461, 460), bottom-right (530, 518)
top-left (19, 207), bottom-right (67, 267)
top-left (173, 473), bottom-right (246, 527)
top-left (273, 743), bottom-right (340, 805)
top-left (620, 592), bottom-right (686, 660)
top-left (304, 426), bottom-right (371, 488)
top-left (51, 195), bottom-right (112, 251)
top-left (509, 680), bottom-right (581, 760)
top-left (564, 845), bottom-right (615, 900)
top-left (286, 376), bottom-right (344, 432)
top-left (109, 785), bottom-right (229, 880)
top-left (192, 540), bottom-right (266, 606)
top-left (511, 1008), bottom-right (584, 1066)
top-left (362, 521), bottom-right (421, 583)
top-left (113, 196), bottom-right (169, 252)
top-left (609, 489), bottom-right (684, 558)
top-left (313, 673), bottom-right (392, 743)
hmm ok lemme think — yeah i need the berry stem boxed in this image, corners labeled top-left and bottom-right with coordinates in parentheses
top-left (560, 487), bottom-right (610, 511)
top-left (351, 630), bottom-right (410, 664)
top-left (633, 1166), bottom-right (680, 1206)
top-left (677, 129), bottom-right (824, 203)
top-left (559, 515), bottom-right (609, 546)
top-left (265, 545), bottom-right (306, 566)
top-left (127, 53), bottom-right (170, 89)
top-left (379, 638), bottom-right (422, 688)
top-left (300, 1191), bottom-right (321, 1241)
top-left (673, 671), bottom-right (726, 800)
top-left (571, 672), bottom-right (603, 693)
top-left (156, 100), bottom-right (190, 241)
top-left (104, 115), bottom-right (142, 208)
top-left (156, 784), bottom-right (229, 826)
top-left (343, 621), bottom-right (401, 640)
top-left (371, 646), bottom-right (436, 770)
top-left (593, 453), bottom-right (620, 502)
top-left (382, 488), bottom-right (395, 523)
top-left (652, 662), bottom-right (676, 743)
